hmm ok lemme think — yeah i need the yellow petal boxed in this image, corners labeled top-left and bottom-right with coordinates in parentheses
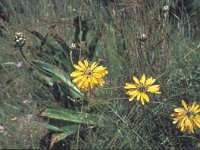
top-left (124, 83), bottom-right (137, 89)
top-left (155, 91), bottom-right (161, 94)
top-left (189, 127), bottom-right (194, 134)
top-left (173, 115), bottom-right (184, 121)
top-left (78, 61), bottom-right (86, 69)
top-left (83, 79), bottom-right (89, 89)
top-left (91, 61), bottom-right (98, 69)
top-left (141, 96), bottom-right (145, 105)
top-left (141, 100), bottom-right (144, 105)
top-left (128, 90), bottom-right (139, 101)
top-left (97, 78), bottom-right (105, 86)
top-left (91, 76), bottom-right (98, 84)
top-left (194, 116), bottom-right (200, 121)
top-left (70, 71), bottom-right (84, 77)
top-left (104, 70), bottom-right (108, 75)
top-left (93, 66), bottom-right (105, 72)
top-left (193, 119), bottom-right (200, 128)
top-left (137, 92), bottom-right (141, 101)
top-left (147, 85), bottom-right (160, 93)
top-left (84, 60), bottom-right (89, 67)
top-left (140, 74), bottom-right (146, 85)
top-left (142, 92), bottom-right (150, 102)
top-left (127, 90), bottom-right (138, 95)
top-left (93, 73), bottom-right (102, 78)
top-left (72, 75), bottom-right (84, 83)
top-left (190, 102), bottom-right (196, 111)
top-left (193, 104), bottom-right (200, 112)
top-left (133, 76), bottom-right (140, 85)
top-left (173, 120), bottom-right (178, 124)
top-left (174, 108), bottom-right (186, 113)
top-left (181, 100), bottom-right (188, 111)
top-left (77, 80), bottom-right (84, 88)
top-left (180, 117), bottom-right (186, 129)
top-left (146, 77), bottom-right (156, 86)
top-left (74, 64), bottom-right (85, 71)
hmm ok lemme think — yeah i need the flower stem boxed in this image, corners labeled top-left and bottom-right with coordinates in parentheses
top-left (18, 46), bottom-right (28, 62)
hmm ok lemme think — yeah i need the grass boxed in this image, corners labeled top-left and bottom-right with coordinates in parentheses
top-left (0, 0), bottom-right (200, 149)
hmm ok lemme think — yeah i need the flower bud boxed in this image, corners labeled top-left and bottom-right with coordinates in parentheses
top-left (140, 34), bottom-right (148, 41)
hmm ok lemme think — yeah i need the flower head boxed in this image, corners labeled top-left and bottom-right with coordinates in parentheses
top-left (163, 5), bottom-right (169, 12)
top-left (124, 74), bottom-right (161, 105)
top-left (70, 59), bottom-right (108, 91)
top-left (14, 32), bottom-right (26, 47)
top-left (171, 100), bottom-right (200, 134)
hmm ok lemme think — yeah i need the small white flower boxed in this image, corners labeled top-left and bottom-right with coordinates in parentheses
top-left (22, 99), bottom-right (32, 106)
top-left (163, 5), bottom-right (169, 12)
top-left (70, 43), bottom-right (76, 49)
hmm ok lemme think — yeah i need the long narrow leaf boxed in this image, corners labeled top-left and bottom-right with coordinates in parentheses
top-left (31, 60), bottom-right (85, 99)
top-left (40, 107), bottom-right (109, 126)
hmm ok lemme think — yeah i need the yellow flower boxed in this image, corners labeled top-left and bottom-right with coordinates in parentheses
top-left (70, 59), bottom-right (108, 91)
top-left (124, 74), bottom-right (161, 105)
top-left (171, 100), bottom-right (200, 134)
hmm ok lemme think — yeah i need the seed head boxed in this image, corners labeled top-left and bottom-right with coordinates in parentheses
top-left (14, 32), bottom-right (26, 47)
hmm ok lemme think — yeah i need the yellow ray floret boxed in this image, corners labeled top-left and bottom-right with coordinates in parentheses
top-left (70, 59), bottom-right (108, 91)
top-left (171, 100), bottom-right (200, 133)
top-left (124, 74), bottom-right (161, 105)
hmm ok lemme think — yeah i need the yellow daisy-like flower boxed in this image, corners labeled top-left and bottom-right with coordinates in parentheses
top-left (171, 100), bottom-right (200, 134)
top-left (70, 59), bottom-right (108, 91)
top-left (124, 74), bottom-right (161, 105)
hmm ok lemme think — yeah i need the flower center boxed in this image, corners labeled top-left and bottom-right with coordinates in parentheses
top-left (186, 111), bottom-right (194, 119)
top-left (137, 85), bottom-right (147, 92)
top-left (85, 68), bottom-right (93, 76)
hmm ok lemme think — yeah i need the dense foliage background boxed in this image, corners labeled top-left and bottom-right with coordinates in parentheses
top-left (1, 0), bottom-right (200, 149)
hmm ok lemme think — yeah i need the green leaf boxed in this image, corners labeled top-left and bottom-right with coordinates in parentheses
top-left (53, 35), bottom-right (71, 56)
top-left (29, 30), bottom-right (73, 71)
top-left (61, 124), bottom-right (80, 133)
top-left (86, 31), bottom-right (101, 60)
top-left (40, 107), bottom-right (109, 126)
top-left (31, 60), bottom-right (85, 99)
top-left (33, 70), bottom-right (56, 87)
top-left (48, 124), bottom-right (80, 133)
top-left (47, 124), bottom-right (60, 132)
